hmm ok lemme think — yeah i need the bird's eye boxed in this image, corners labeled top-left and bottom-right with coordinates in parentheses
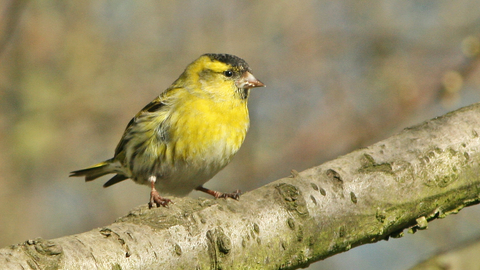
top-left (223, 70), bottom-right (233, 77)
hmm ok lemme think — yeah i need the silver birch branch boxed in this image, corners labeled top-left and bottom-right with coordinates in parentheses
top-left (2, 103), bottom-right (480, 270)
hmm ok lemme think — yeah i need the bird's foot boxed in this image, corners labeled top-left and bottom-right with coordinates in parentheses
top-left (148, 189), bottom-right (172, 208)
top-left (148, 175), bottom-right (172, 208)
top-left (196, 186), bottom-right (241, 200)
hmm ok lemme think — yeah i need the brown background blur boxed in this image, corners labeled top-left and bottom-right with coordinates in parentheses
top-left (1, 1), bottom-right (480, 269)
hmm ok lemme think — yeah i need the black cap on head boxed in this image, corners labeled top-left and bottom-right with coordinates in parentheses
top-left (204, 53), bottom-right (251, 72)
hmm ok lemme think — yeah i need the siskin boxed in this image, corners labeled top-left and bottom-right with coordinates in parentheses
top-left (70, 54), bottom-right (265, 208)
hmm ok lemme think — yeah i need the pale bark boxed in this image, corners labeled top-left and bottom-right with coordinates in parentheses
top-left (2, 103), bottom-right (480, 270)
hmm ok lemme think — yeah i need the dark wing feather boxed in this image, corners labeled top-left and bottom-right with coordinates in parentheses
top-left (113, 96), bottom-right (166, 157)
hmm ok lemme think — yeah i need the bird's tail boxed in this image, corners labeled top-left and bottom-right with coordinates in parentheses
top-left (70, 159), bottom-right (129, 187)
top-left (70, 159), bottom-right (116, 181)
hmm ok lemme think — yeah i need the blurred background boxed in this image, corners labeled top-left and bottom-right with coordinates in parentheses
top-left (1, 1), bottom-right (480, 269)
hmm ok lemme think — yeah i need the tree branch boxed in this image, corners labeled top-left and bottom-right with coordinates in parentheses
top-left (2, 103), bottom-right (480, 269)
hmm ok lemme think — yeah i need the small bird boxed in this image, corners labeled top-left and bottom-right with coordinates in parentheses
top-left (70, 54), bottom-right (265, 208)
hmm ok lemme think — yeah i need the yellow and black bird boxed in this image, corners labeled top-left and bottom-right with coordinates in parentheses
top-left (70, 54), bottom-right (265, 208)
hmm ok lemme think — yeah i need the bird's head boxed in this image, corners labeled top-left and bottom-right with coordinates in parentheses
top-left (182, 53), bottom-right (265, 100)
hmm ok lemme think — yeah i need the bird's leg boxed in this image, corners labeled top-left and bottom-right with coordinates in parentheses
top-left (148, 176), bottom-right (172, 208)
top-left (195, 186), bottom-right (241, 200)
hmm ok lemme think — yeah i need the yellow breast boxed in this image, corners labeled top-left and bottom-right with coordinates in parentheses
top-left (168, 95), bottom-right (249, 166)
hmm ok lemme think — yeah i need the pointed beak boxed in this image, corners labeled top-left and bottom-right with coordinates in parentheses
top-left (235, 71), bottom-right (265, 89)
